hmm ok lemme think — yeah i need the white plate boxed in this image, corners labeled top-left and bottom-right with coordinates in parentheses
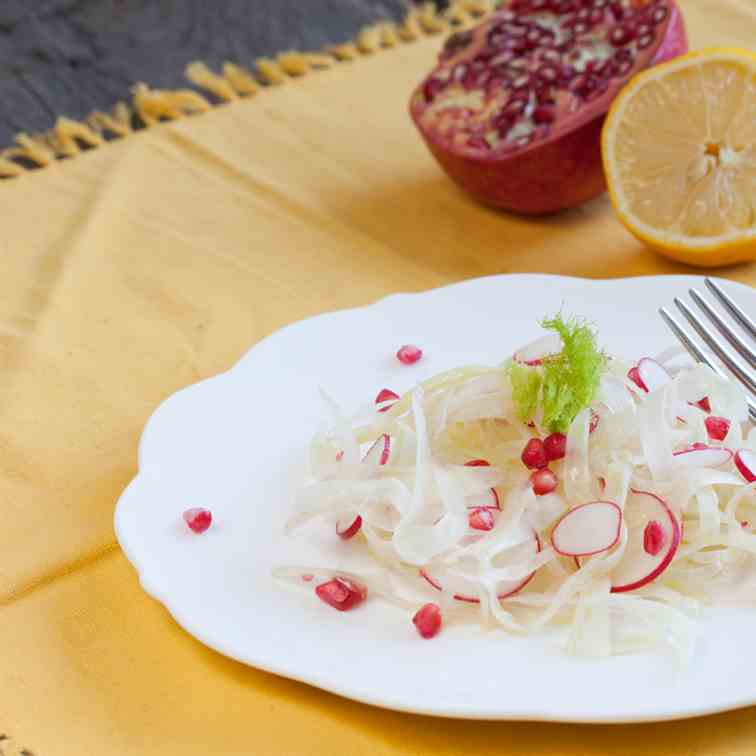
top-left (116, 274), bottom-right (756, 723)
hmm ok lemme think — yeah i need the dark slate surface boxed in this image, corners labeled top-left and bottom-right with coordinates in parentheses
top-left (0, 0), bottom-right (436, 147)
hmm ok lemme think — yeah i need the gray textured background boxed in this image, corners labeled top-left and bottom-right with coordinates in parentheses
top-left (0, 0), bottom-right (438, 146)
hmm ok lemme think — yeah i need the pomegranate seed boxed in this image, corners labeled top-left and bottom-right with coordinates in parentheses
top-left (651, 4), bottom-right (669, 24)
top-left (336, 514), bottom-right (362, 540)
top-left (504, 98), bottom-right (528, 117)
top-left (543, 432), bottom-right (567, 461)
top-left (413, 603), bottom-right (442, 639)
top-left (691, 442), bottom-right (709, 450)
top-left (610, 25), bottom-right (637, 46)
top-left (315, 577), bottom-right (367, 611)
top-left (464, 458), bottom-right (491, 467)
top-left (643, 520), bottom-right (666, 556)
top-left (705, 416), bottom-right (731, 442)
top-left (742, 521), bottom-right (751, 530)
top-left (423, 78), bottom-right (445, 103)
top-left (522, 438), bottom-right (548, 470)
top-left (609, 0), bottom-right (624, 21)
top-left (335, 450), bottom-right (344, 461)
top-left (589, 8), bottom-right (605, 24)
top-left (696, 397), bottom-right (712, 413)
top-left (616, 58), bottom-right (634, 77)
top-left (530, 468), bottom-right (558, 495)
top-left (533, 105), bottom-right (556, 124)
top-left (537, 64), bottom-right (560, 83)
top-left (637, 33), bottom-right (654, 49)
top-left (598, 475), bottom-right (606, 493)
top-left (183, 507), bottom-right (212, 534)
top-left (469, 507), bottom-right (495, 530)
top-left (396, 345), bottom-right (422, 365)
top-left (375, 387), bottom-right (399, 412)
top-left (302, 573), bottom-right (314, 582)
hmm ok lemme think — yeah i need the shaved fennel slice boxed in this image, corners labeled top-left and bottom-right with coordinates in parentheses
top-left (567, 578), bottom-right (612, 657)
top-left (563, 408), bottom-right (593, 504)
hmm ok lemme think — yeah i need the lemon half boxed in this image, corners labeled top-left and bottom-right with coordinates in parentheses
top-left (603, 47), bottom-right (756, 267)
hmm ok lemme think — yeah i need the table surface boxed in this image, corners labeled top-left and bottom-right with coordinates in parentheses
top-left (0, 0), bottom-right (415, 147)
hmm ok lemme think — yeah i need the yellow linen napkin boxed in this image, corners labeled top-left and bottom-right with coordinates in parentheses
top-left (0, 1), bottom-right (755, 753)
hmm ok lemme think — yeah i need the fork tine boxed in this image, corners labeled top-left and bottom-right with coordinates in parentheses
top-left (674, 297), bottom-right (756, 395)
top-left (705, 278), bottom-right (756, 340)
top-left (659, 307), bottom-right (756, 422)
top-left (689, 288), bottom-right (756, 368)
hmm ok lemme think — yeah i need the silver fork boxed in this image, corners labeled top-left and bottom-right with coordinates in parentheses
top-left (659, 278), bottom-right (756, 422)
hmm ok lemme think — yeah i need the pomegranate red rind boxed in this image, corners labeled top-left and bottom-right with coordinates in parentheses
top-left (410, 0), bottom-right (688, 214)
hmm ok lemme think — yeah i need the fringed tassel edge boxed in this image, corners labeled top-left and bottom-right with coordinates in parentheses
top-left (0, 0), bottom-right (494, 178)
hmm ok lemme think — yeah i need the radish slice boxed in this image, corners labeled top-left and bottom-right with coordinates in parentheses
top-left (610, 490), bottom-right (681, 593)
top-left (735, 449), bottom-right (756, 482)
top-left (513, 334), bottom-right (562, 366)
top-left (421, 526), bottom-right (541, 603)
top-left (673, 445), bottom-right (732, 469)
top-left (636, 357), bottom-right (671, 393)
top-left (363, 434), bottom-right (390, 466)
top-left (551, 501), bottom-right (622, 557)
top-left (336, 514), bottom-right (362, 540)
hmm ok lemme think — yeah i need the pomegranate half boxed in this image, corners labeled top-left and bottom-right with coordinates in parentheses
top-left (409, 0), bottom-right (688, 214)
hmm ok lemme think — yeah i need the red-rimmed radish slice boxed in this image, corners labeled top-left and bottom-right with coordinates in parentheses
top-left (673, 445), bottom-right (732, 468)
top-left (463, 458), bottom-right (500, 510)
top-left (362, 434), bottom-right (391, 466)
top-left (420, 527), bottom-right (541, 603)
top-left (513, 334), bottom-right (562, 366)
top-left (610, 490), bottom-right (681, 593)
top-left (551, 501), bottom-right (622, 558)
top-left (336, 514), bottom-right (362, 540)
top-left (315, 577), bottom-right (367, 611)
top-left (636, 357), bottom-right (671, 393)
top-left (735, 449), bottom-right (756, 483)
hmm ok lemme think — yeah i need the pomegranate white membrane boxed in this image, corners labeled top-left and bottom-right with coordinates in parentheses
top-left (275, 316), bottom-right (756, 662)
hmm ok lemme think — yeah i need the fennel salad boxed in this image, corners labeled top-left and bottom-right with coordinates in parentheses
top-left (275, 314), bottom-right (756, 658)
